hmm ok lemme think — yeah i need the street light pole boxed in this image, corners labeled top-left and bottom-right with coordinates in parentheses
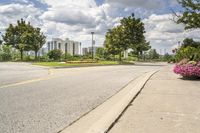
top-left (91, 32), bottom-right (94, 60)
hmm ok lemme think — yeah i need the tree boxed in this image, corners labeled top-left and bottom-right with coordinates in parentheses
top-left (182, 38), bottom-right (200, 48)
top-left (105, 26), bottom-right (126, 61)
top-left (2, 19), bottom-right (46, 60)
top-left (163, 53), bottom-right (173, 62)
top-left (29, 28), bottom-right (46, 59)
top-left (120, 13), bottom-right (146, 52)
top-left (47, 49), bottom-right (63, 60)
top-left (105, 14), bottom-right (148, 61)
top-left (136, 39), bottom-right (151, 57)
top-left (175, 0), bottom-right (200, 29)
top-left (96, 47), bottom-right (106, 59)
top-left (148, 49), bottom-right (159, 60)
top-left (2, 19), bottom-right (33, 60)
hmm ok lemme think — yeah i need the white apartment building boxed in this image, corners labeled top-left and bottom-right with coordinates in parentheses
top-left (47, 38), bottom-right (81, 55)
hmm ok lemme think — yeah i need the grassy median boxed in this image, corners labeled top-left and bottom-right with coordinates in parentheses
top-left (32, 61), bottom-right (134, 67)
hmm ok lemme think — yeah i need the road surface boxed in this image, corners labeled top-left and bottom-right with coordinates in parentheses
top-left (0, 62), bottom-right (163, 133)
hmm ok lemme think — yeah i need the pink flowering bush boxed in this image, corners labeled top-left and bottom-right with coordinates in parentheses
top-left (173, 61), bottom-right (200, 78)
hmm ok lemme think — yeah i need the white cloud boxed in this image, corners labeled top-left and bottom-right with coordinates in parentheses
top-left (106, 0), bottom-right (166, 10)
top-left (0, 3), bottom-right (42, 32)
top-left (0, 0), bottom-right (199, 52)
top-left (38, 0), bottom-right (122, 46)
top-left (143, 13), bottom-right (200, 54)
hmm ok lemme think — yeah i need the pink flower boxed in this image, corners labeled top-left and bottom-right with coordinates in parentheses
top-left (173, 62), bottom-right (200, 77)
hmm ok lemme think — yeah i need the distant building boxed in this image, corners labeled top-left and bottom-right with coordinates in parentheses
top-left (82, 46), bottom-right (103, 55)
top-left (47, 38), bottom-right (81, 55)
top-left (82, 48), bottom-right (89, 55)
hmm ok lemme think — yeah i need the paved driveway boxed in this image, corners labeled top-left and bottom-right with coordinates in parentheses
top-left (0, 62), bottom-right (163, 133)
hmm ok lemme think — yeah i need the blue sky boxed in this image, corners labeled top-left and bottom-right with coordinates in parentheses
top-left (96, 0), bottom-right (105, 5)
top-left (0, 0), bottom-right (199, 54)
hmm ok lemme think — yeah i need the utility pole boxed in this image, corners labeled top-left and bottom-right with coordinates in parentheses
top-left (91, 32), bottom-right (95, 60)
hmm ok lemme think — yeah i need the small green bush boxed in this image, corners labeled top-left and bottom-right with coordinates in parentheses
top-left (0, 45), bottom-right (12, 61)
top-left (0, 52), bottom-right (12, 61)
top-left (24, 55), bottom-right (35, 61)
top-left (47, 49), bottom-right (63, 61)
top-left (39, 54), bottom-right (50, 62)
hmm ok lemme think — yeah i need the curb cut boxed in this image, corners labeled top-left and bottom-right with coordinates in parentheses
top-left (60, 70), bottom-right (158, 133)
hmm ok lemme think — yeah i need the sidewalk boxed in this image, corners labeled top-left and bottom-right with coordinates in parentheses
top-left (109, 65), bottom-right (200, 133)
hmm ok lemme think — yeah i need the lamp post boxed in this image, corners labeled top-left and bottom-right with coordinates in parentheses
top-left (91, 32), bottom-right (95, 60)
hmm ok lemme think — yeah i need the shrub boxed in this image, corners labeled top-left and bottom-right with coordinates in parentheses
top-left (62, 53), bottom-right (73, 61)
top-left (47, 49), bottom-right (63, 61)
top-left (39, 54), bottom-right (50, 62)
top-left (0, 52), bottom-right (12, 61)
top-left (24, 55), bottom-right (34, 61)
top-left (0, 45), bottom-right (12, 61)
top-left (11, 50), bottom-right (21, 61)
top-left (174, 61), bottom-right (200, 78)
top-left (175, 46), bottom-right (200, 62)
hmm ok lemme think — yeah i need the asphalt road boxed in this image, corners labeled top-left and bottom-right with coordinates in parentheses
top-left (0, 62), bottom-right (49, 86)
top-left (0, 62), bottom-right (163, 133)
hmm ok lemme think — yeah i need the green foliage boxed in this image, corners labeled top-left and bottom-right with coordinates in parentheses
top-left (175, 46), bottom-right (200, 62)
top-left (96, 47), bottom-right (105, 58)
top-left (24, 55), bottom-right (35, 61)
top-left (105, 13), bottom-right (149, 61)
top-left (62, 54), bottom-right (83, 61)
top-left (38, 54), bottom-right (50, 62)
top-left (176, 0), bottom-right (200, 29)
top-left (120, 13), bottom-right (148, 53)
top-left (28, 27), bottom-right (46, 59)
top-left (70, 55), bottom-right (83, 61)
top-left (62, 53), bottom-right (73, 61)
top-left (47, 49), bottom-right (63, 61)
top-left (95, 47), bottom-right (111, 60)
top-left (162, 53), bottom-right (174, 62)
top-left (105, 26), bottom-right (126, 61)
top-left (147, 49), bottom-right (159, 60)
top-left (3, 19), bottom-right (32, 60)
top-left (124, 56), bottom-right (137, 61)
top-left (182, 38), bottom-right (200, 48)
top-left (136, 41), bottom-right (151, 57)
top-left (0, 45), bottom-right (12, 61)
top-left (11, 50), bottom-right (21, 61)
top-left (174, 1), bottom-right (200, 62)
top-left (2, 19), bottom-right (46, 60)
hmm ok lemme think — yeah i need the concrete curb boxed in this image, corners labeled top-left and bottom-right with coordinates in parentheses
top-left (60, 70), bottom-right (158, 133)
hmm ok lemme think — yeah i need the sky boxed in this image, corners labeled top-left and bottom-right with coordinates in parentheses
top-left (0, 0), bottom-right (200, 54)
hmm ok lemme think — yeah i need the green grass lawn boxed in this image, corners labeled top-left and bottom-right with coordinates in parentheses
top-left (32, 61), bottom-right (134, 67)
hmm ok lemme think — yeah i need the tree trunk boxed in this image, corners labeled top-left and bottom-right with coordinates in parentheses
top-left (20, 50), bottom-right (23, 61)
top-left (119, 52), bottom-right (122, 62)
top-left (35, 51), bottom-right (38, 60)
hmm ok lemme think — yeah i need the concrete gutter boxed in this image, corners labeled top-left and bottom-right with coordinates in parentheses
top-left (60, 70), bottom-right (158, 133)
